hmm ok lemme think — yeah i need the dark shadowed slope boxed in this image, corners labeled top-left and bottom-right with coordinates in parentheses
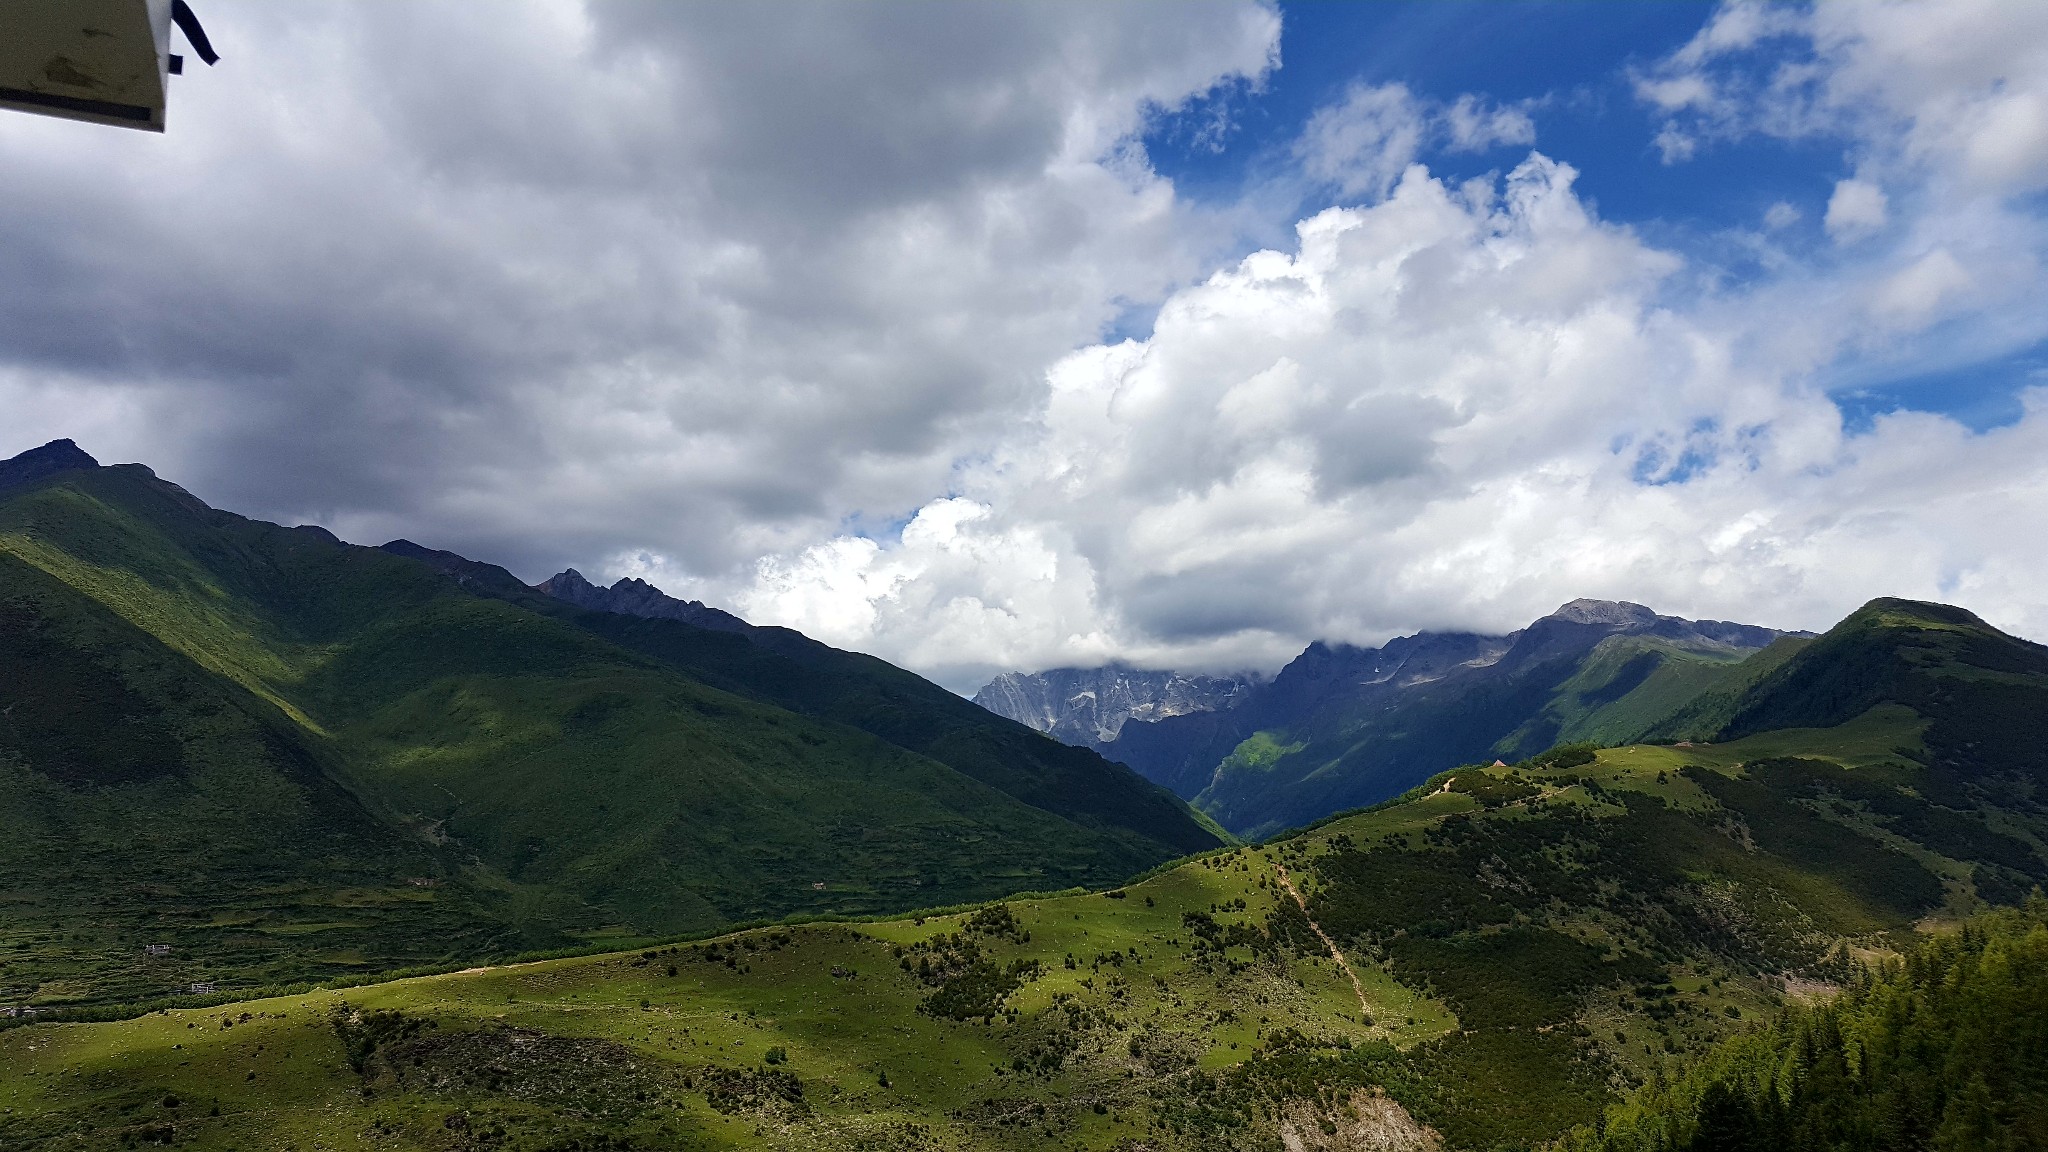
top-left (0, 442), bottom-right (1216, 1009)
top-left (525, 573), bottom-right (1226, 857)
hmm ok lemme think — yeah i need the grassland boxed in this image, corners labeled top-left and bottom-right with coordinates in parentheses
top-left (8, 703), bottom-right (2040, 1151)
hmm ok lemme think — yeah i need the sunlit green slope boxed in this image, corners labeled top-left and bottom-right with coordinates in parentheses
top-left (8, 690), bottom-right (2042, 1150)
top-left (0, 451), bottom-right (1217, 1011)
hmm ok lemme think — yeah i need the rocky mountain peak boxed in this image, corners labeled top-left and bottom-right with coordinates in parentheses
top-left (0, 438), bottom-right (100, 493)
top-left (534, 567), bottom-right (601, 602)
top-left (535, 568), bottom-right (751, 634)
top-left (974, 666), bottom-right (1258, 749)
top-left (1547, 599), bottom-right (1659, 626)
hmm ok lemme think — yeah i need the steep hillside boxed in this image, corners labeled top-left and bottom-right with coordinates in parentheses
top-left (520, 577), bottom-right (1225, 857)
top-left (0, 443), bottom-right (1217, 1010)
top-left (382, 546), bottom-right (1224, 857)
top-left (0, 541), bottom-right (523, 1008)
top-left (8, 702), bottom-right (2043, 1151)
top-left (1100, 600), bottom-right (1794, 837)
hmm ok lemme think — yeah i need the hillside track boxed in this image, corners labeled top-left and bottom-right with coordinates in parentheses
top-left (1273, 861), bottom-right (1372, 1019)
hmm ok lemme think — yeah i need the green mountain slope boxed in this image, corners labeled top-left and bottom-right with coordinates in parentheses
top-left (565, 610), bottom-right (1228, 856)
top-left (1178, 632), bottom-right (1762, 839)
top-left (1107, 595), bottom-right (2041, 845)
top-left (378, 542), bottom-right (1225, 856)
top-left (1505, 633), bottom-right (1810, 751)
top-left (9, 650), bottom-right (2045, 1150)
top-left (0, 545), bottom-right (523, 1007)
top-left (1100, 603), bottom-right (1799, 838)
top-left (0, 445), bottom-right (1216, 1010)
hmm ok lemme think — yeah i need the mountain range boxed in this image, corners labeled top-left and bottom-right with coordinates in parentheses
top-left (0, 439), bottom-right (1217, 1009)
top-left (7, 436), bottom-right (2048, 1152)
top-left (8, 575), bottom-right (2048, 1150)
top-left (979, 598), bottom-right (1811, 837)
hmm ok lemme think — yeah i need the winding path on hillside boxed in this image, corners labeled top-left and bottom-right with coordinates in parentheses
top-left (1272, 862), bottom-right (1372, 1020)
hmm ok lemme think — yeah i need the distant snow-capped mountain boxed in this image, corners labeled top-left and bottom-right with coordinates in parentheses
top-left (973, 666), bottom-right (1259, 751)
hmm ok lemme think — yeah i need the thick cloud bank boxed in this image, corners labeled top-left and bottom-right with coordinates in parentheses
top-left (4, 1), bottom-right (2047, 691)
top-left (740, 2), bottom-right (2048, 688)
top-left (0, 0), bottom-right (1279, 577)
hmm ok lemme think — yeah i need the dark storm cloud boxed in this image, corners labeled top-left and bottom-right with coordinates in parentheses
top-left (0, 0), bottom-right (1279, 581)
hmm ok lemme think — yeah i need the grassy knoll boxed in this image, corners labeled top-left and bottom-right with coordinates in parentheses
top-left (8, 704), bottom-right (2043, 1150)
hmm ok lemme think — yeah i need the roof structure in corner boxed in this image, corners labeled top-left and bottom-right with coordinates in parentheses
top-left (0, 0), bottom-right (215, 132)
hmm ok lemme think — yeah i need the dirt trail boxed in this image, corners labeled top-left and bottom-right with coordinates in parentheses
top-left (1273, 862), bottom-right (1372, 1019)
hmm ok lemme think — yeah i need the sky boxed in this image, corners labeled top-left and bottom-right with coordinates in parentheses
top-left (4, 0), bottom-right (2048, 692)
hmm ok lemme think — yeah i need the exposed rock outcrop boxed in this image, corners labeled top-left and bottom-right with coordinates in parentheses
top-left (1278, 1088), bottom-right (1441, 1152)
top-left (973, 665), bottom-right (1258, 750)
top-left (534, 567), bottom-right (750, 634)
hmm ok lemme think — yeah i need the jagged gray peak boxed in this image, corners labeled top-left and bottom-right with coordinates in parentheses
top-left (1529, 598), bottom-right (1790, 656)
top-left (973, 666), bottom-right (1258, 748)
top-left (535, 568), bottom-right (750, 634)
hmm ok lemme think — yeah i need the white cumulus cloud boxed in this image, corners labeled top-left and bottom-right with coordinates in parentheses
top-left (1826, 178), bottom-right (1889, 240)
top-left (10, 0), bottom-right (2048, 696)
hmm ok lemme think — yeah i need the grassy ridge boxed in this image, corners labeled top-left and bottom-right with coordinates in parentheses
top-left (8, 705), bottom-right (2043, 1150)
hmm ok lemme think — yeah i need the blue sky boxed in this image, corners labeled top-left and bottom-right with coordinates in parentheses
top-left (1152, 2), bottom-right (1718, 211)
top-left (1138, 2), bottom-right (2031, 435)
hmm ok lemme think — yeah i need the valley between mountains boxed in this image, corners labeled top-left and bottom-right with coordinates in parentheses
top-left (4, 439), bottom-right (2048, 1151)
